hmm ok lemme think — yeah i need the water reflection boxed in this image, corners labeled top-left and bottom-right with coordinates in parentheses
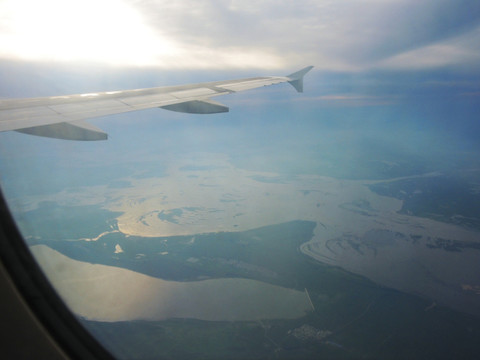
top-left (31, 245), bottom-right (311, 322)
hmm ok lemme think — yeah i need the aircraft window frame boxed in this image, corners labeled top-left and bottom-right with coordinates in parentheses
top-left (0, 188), bottom-right (114, 360)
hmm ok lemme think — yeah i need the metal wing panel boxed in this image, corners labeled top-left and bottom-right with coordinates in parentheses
top-left (0, 106), bottom-right (60, 122)
top-left (0, 100), bottom-right (133, 131)
top-left (118, 93), bottom-right (177, 108)
top-left (216, 77), bottom-right (288, 92)
top-left (0, 107), bottom-right (66, 131)
top-left (48, 100), bottom-right (131, 117)
top-left (170, 87), bottom-right (218, 99)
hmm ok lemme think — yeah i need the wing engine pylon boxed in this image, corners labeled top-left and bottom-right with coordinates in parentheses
top-left (160, 99), bottom-right (229, 114)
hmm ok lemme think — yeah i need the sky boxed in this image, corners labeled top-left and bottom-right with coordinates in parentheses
top-left (0, 0), bottom-right (478, 115)
top-left (0, 0), bottom-right (478, 105)
top-left (0, 0), bottom-right (479, 71)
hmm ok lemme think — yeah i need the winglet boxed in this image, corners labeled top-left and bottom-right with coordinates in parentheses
top-left (286, 66), bottom-right (314, 93)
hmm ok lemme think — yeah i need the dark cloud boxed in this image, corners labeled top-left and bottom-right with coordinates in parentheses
top-left (360, 0), bottom-right (480, 61)
top-left (133, 0), bottom-right (480, 71)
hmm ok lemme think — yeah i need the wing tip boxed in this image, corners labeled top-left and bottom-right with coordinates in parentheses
top-left (286, 66), bottom-right (314, 93)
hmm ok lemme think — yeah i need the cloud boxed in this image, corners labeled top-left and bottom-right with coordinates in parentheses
top-left (375, 26), bottom-right (480, 70)
top-left (133, 0), bottom-right (480, 71)
top-left (0, 0), bottom-right (479, 71)
top-left (303, 94), bottom-right (398, 107)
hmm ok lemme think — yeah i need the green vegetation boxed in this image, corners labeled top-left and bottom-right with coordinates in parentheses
top-left (16, 201), bottom-right (121, 241)
top-left (369, 174), bottom-right (480, 230)
top-left (82, 293), bottom-right (480, 360)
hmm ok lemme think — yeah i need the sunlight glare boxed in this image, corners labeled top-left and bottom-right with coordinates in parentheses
top-left (0, 0), bottom-right (179, 66)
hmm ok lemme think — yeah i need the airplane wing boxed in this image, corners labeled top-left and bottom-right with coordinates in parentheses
top-left (0, 66), bottom-right (313, 141)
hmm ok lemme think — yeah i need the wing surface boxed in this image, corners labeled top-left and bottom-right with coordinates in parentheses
top-left (0, 66), bottom-right (313, 140)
